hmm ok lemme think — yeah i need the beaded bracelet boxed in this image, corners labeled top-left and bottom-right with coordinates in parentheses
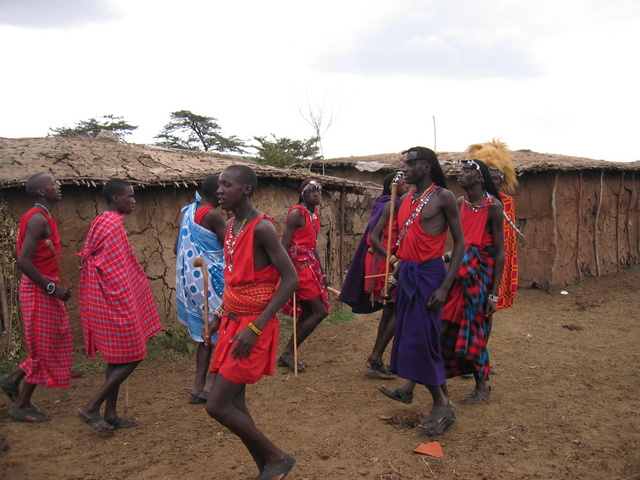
top-left (387, 275), bottom-right (398, 287)
top-left (247, 322), bottom-right (263, 336)
top-left (487, 293), bottom-right (499, 303)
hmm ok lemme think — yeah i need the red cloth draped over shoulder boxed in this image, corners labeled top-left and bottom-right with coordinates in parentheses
top-left (223, 215), bottom-right (279, 287)
top-left (78, 211), bottom-right (162, 363)
top-left (17, 208), bottom-right (60, 277)
top-left (213, 215), bottom-right (280, 384)
top-left (287, 205), bottom-right (319, 251)
top-left (194, 205), bottom-right (215, 226)
top-left (395, 190), bottom-right (447, 263)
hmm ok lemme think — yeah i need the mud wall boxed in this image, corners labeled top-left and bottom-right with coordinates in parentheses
top-left (325, 166), bottom-right (640, 292)
top-left (1, 181), bottom-right (373, 347)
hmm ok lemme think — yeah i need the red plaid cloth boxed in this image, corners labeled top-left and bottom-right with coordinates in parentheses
top-left (498, 194), bottom-right (518, 310)
top-left (19, 277), bottom-right (73, 388)
top-left (78, 211), bottom-right (162, 363)
top-left (281, 205), bottom-right (329, 317)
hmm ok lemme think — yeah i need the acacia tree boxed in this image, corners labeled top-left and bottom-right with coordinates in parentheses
top-left (154, 110), bottom-right (245, 153)
top-left (251, 134), bottom-right (320, 168)
top-left (48, 114), bottom-right (138, 141)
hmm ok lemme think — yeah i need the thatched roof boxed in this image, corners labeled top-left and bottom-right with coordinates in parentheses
top-left (319, 150), bottom-right (640, 175)
top-left (0, 137), bottom-right (364, 192)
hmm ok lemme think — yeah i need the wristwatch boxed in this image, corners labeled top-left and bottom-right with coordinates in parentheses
top-left (45, 282), bottom-right (56, 295)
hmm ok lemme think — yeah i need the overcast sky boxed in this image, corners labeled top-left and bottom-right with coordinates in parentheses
top-left (1, 0), bottom-right (639, 162)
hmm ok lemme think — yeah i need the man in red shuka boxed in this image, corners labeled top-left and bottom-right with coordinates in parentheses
top-left (204, 165), bottom-right (299, 480)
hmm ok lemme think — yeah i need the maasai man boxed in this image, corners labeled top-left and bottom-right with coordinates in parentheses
top-left (339, 172), bottom-right (409, 378)
top-left (175, 174), bottom-right (226, 404)
top-left (378, 147), bottom-right (465, 437)
top-left (440, 159), bottom-right (504, 404)
top-left (0, 173), bottom-right (73, 423)
top-left (466, 140), bottom-right (519, 313)
top-left (278, 179), bottom-right (329, 372)
top-left (76, 178), bottom-right (162, 434)
top-left (204, 165), bottom-right (299, 480)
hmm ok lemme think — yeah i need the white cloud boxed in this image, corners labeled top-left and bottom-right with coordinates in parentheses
top-left (0, 0), bottom-right (121, 29)
top-left (0, 0), bottom-right (639, 162)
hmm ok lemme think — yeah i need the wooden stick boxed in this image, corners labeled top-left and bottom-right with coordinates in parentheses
top-left (326, 286), bottom-right (341, 297)
top-left (193, 257), bottom-right (210, 344)
top-left (292, 292), bottom-right (298, 377)
top-left (124, 377), bottom-right (129, 415)
top-left (382, 176), bottom-right (400, 302)
top-left (44, 239), bottom-right (66, 287)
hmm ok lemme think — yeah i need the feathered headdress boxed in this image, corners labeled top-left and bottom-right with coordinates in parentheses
top-left (466, 139), bottom-right (518, 194)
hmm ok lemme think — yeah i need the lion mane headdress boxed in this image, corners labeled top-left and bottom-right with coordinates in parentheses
top-left (466, 139), bottom-right (518, 194)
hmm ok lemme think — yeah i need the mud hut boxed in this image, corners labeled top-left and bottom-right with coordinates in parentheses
top-left (308, 151), bottom-right (640, 291)
top-left (0, 136), bottom-right (371, 355)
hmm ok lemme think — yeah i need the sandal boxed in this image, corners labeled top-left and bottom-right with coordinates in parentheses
top-left (0, 375), bottom-right (19, 403)
top-left (9, 406), bottom-right (51, 423)
top-left (277, 354), bottom-right (307, 372)
top-left (416, 402), bottom-right (457, 437)
top-left (378, 385), bottom-right (413, 404)
top-left (365, 358), bottom-right (396, 380)
top-left (461, 387), bottom-right (491, 405)
top-left (188, 393), bottom-right (206, 404)
top-left (76, 410), bottom-right (114, 435)
top-left (109, 417), bottom-right (138, 429)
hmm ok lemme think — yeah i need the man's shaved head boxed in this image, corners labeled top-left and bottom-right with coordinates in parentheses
top-left (25, 173), bottom-right (53, 198)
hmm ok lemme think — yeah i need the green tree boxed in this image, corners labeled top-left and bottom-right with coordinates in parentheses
top-left (48, 114), bottom-right (138, 141)
top-left (251, 134), bottom-right (320, 168)
top-left (154, 110), bottom-right (246, 153)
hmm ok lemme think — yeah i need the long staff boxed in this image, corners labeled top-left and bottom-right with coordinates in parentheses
top-left (291, 245), bottom-right (299, 376)
top-left (44, 239), bottom-right (66, 287)
top-left (193, 258), bottom-right (210, 345)
top-left (382, 174), bottom-right (401, 301)
top-left (292, 292), bottom-right (298, 377)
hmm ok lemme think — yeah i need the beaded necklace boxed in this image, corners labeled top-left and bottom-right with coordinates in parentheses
top-left (34, 203), bottom-right (51, 217)
top-left (225, 207), bottom-right (254, 273)
top-left (303, 203), bottom-right (319, 240)
top-left (463, 192), bottom-right (490, 212)
top-left (396, 184), bottom-right (439, 247)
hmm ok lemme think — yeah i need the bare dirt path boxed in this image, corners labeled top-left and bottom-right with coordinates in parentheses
top-left (1, 269), bottom-right (639, 480)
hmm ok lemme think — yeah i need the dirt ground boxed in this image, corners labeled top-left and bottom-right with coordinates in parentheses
top-left (1, 268), bottom-right (639, 480)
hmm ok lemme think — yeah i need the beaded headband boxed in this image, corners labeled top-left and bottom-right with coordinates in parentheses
top-left (459, 159), bottom-right (481, 171)
top-left (301, 180), bottom-right (322, 196)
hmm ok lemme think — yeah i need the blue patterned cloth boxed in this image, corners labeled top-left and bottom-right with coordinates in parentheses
top-left (176, 196), bottom-right (225, 342)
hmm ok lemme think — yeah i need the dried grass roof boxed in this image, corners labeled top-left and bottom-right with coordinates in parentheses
top-left (0, 137), bottom-right (364, 192)
top-left (321, 150), bottom-right (640, 175)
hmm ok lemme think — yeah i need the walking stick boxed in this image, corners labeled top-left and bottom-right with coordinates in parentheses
top-left (382, 173), bottom-right (402, 302)
top-left (44, 239), bottom-right (67, 287)
top-left (326, 286), bottom-right (342, 297)
top-left (292, 292), bottom-right (298, 377)
top-left (193, 257), bottom-right (210, 345)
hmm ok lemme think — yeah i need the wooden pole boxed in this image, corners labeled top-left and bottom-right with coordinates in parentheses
top-left (594, 171), bottom-right (604, 278)
top-left (616, 172), bottom-right (625, 272)
top-left (382, 175), bottom-right (401, 301)
top-left (576, 171), bottom-right (583, 282)
top-left (549, 171), bottom-right (559, 293)
top-left (292, 292), bottom-right (298, 377)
